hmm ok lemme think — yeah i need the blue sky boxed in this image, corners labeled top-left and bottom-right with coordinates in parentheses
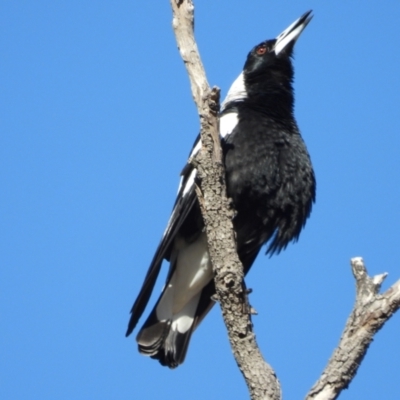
top-left (1, 1), bottom-right (400, 399)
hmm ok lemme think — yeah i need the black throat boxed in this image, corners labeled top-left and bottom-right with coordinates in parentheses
top-left (243, 59), bottom-right (295, 122)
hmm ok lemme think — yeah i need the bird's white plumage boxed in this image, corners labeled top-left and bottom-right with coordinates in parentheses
top-left (221, 72), bottom-right (247, 109)
top-left (171, 292), bottom-right (201, 333)
top-left (176, 80), bottom-right (241, 199)
top-left (182, 168), bottom-right (196, 196)
top-left (156, 232), bottom-right (212, 327)
top-left (189, 139), bottom-right (202, 160)
top-left (219, 112), bottom-right (239, 138)
top-left (159, 74), bottom-right (244, 320)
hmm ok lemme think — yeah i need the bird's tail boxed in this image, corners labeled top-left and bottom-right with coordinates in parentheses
top-left (135, 292), bottom-right (201, 368)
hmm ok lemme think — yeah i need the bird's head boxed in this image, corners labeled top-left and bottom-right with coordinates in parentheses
top-left (243, 11), bottom-right (312, 96)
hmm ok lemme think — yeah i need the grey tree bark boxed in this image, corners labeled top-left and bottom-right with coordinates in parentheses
top-left (170, 1), bottom-right (281, 399)
top-left (169, 1), bottom-right (400, 399)
top-left (306, 257), bottom-right (400, 400)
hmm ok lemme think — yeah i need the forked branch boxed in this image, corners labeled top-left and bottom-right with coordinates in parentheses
top-left (306, 258), bottom-right (400, 400)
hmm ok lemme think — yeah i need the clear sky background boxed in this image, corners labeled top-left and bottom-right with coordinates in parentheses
top-left (2, 1), bottom-right (400, 399)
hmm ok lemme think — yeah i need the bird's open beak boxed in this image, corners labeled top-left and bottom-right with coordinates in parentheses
top-left (274, 10), bottom-right (313, 56)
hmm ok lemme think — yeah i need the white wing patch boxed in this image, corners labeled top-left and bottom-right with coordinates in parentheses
top-left (189, 139), bottom-right (202, 159)
top-left (219, 112), bottom-right (239, 138)
top-left (177, 141), bottom-right (200, 195)
top-left (185, 111), bottom-right (238, 163)
top-left (182, 168), bottom-right (197, 196)
top-left (176, 72), bottom-right (243, 204)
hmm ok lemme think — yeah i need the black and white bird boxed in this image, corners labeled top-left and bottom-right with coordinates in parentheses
top-left (126, 10), bottom-right (316, 368)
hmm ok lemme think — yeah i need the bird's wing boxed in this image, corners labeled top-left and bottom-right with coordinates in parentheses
top-left (126, 140), bottom-right (200, 336)
top-left (126, 82), bottom-right (243, 336)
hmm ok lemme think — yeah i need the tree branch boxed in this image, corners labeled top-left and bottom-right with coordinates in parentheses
top-left (168, 3), bottom-right (400, 399)
top-left (306, 257), bottom-right (400, 400)
top-left (169, 1), bottom-right (281, 399)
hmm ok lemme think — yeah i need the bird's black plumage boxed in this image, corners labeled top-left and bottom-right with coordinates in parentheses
top-left (126, 10), bottom-right (316, 368)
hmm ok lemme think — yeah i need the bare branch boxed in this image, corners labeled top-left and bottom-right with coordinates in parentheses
top-left (168, 4), bottom-right (400, 399)
top-left (306, 257), bottom-right (400, 400)
top-left (169, 1), bottom-right (281, 398)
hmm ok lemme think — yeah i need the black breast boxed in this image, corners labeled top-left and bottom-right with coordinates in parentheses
top-left (223, 108), bottom-right (315, 256)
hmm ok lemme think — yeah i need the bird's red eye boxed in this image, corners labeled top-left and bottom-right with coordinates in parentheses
top-left (256, 46), bottom-right (267, 55)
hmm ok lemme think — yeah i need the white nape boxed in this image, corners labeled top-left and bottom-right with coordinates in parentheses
top-left (221, 72), bottom-right (247, 110)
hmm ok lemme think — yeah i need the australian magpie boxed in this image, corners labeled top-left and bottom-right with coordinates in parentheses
top-left (126, 10), bottom-right (316, 368)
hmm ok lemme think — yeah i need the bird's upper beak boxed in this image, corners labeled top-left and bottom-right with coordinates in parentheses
top-left (274, 10), bottom-right (313, 56)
